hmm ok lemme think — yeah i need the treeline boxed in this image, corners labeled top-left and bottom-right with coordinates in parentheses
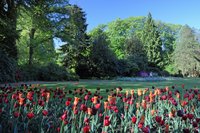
top-left (1, 1), bottom-right (200, 82)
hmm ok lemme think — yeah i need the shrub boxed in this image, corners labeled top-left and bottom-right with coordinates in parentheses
top-left (0, 50), bottom-right (16, 83)
top-left (18, 63), bottom-right (79, 81)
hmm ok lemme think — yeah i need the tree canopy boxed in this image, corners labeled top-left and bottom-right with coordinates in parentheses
top-left (1, 1), bottom-right (200, 83)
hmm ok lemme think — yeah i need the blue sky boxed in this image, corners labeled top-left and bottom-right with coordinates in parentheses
top-left (55, 0), bottom-right (200, 48)
top-left (70, 0), bottom-right (200, 31)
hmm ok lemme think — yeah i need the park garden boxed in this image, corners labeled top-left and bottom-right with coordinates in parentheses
top-left (0, 0), bottom-right (200, 133)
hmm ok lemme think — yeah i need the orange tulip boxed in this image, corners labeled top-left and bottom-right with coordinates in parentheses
top-left (130, 90), bottom-right (134, 96)
top-left (93, 96), bottom-right (98, 104)
top-left (150, 97), bottom-right (154, 103)
top-left (176, 93), bottom-right (180, 99)
top-left (172, 109), bottom-right (176, 114)
top-left (87, 108), bottom-right (92, 115)
top-left (19, 98), bottom-right (25, 106)
top-left (141, 100), bottom-right (147, 109)
top-left (149, 91), bottom-right (153, 98)
top-left (136, 102), bottom-right (140, 108)
top-left (143, 89), bottom-right (147, 95)
top-left (104, 101), bottom-right (109, 110)
top-left (126, 90), bottom-right (129, 97)
top-left (165, 86), bottom-right (169, 92)
top-left (18, 93), bottom-right (23, 99)
top-left (74, 97), bottom-right (80, 106)
top-left (140, 115), bottom-right (145, 123)
top-left (108, 96), bottom-right (116, 105)
top-left (46, 92), bottom-right (50, 102)
top-left (157, 89), bottom-right (161, 95)
top-left (31, 84), bottom-right (35, 88)
top-left (137, 89), bottom-right (142, 96)
top-left (181, 100), bottom-right (188, 107)
top-left (169, 109), bottom-right (176, 118)
top-left (73, 105), bottom-right (77, 112)
top-left (116, 88), bottom-right (120, 94)
top-left (168, 112), bottom-right (173, 118)
top-left (107, 95), bottom-right (112, 102)
top-left (165, 124), bottom-right (169, 133)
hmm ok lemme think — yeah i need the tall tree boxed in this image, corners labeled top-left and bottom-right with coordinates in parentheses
top-left (125, 35), bottom-right (148, 71)
top-left (88, 26), bottom-right (118, 78)
top-left (59, 5), bottom-right (89, 72)
top-left (106, 18), bottom-right (131, 59)
top-left (141, 13), bottom-right (163, 68)
top-left (173, 25), bottom-right (200, 77)
top-left (0, 0), bottom-right (19, 59)
top-left (17, 0), bottom-right (69, 65)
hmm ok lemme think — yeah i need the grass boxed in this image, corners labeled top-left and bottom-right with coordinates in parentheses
top-left (40, 78), bottom-right (200, 93)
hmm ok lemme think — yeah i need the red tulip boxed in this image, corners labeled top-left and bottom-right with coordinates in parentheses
top-left (104, 119), bottom-right (110, 126)
top-left (14, 112), bottom-right (20, 118)
top-left (105, 116), bottom-right (110, 119)
top-left (196, 118), bottom-right (200, 123)
top-left (84, 118), bottom-right (89, 124)
top-left (95, 103), bottom-right (101, 109)
top-left (187, 114), bottom-right (194, 120)
top-left (84, 95), bottom-right (89, 100)
top-left (42, 110), bottom-right (48, 116)
top-left (161, 95), bottom-right (167, 100)
top-left (104, 116), bottom-right (110, 126)
top-left (64, 120), bottom-right (68, 125)
top-left (74, 109), bottom-right (78, 115)
top-left (138, 122), bottom-right (143, 129)
top-left (80, 104), bottom-right (87, 112)
top-left (99, 113), bottom-right (103, 117)
top-left (160, 120), bottom-right (165, 126)
top-left (183, 128), bottom-right (190, 133)
top-left (38, 100), bottom-right (45, 107)
top-left (131, 116), bottom-right (137, 124)
top-left (65, 101), bottom-right (70, 106)
top-left (57, 127), bottom-right (60, 132)
top-left (61, 112), bottom-right (67, 121)
top-left (142, 126), bottom-right (150, 133)
top-left (182, 115), bottom-right (187, 121)
top-left (155, 116), bottom-right (162, 123)
top-left (83, 125), bottom-right (90, 133)
top-left (27, 112), bottom-right (34, 119)
top-left (67, 98), bottom-right (72, 101)
top-left (192, 121), bottom-right (198, 128)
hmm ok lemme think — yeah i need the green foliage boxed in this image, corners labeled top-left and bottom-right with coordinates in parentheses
top-left (141, 13), bottom-right (163, 68)
top-left (106, 18), bottom-right (130, 59)
top-left (88, 27), bottom-right (118, 78)
top-left (16, 1), bottom-right (64, 65)
top-left (117, 59), bottom-right (139, 76)
top-left (164, 64), bottom-right (176, 75)
top-left (156, 22), bottom-right (182, 66)
top-left (173, 25), bottom-right (200, 77)
top-left (59, 5), bottom-right (89, 72)
top-left (106, 17), bottom-right (145, 59)
top-left (18, 63), bottom-right (78, 81)
top-left (0, 0), bottom-right (18, 59)
top-left (125, 35), bottom-right (148, 71)
top-left (0, 51), bottom-right (16, 83)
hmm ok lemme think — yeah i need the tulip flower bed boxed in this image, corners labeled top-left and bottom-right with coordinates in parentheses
top-left (0, 84), bottom-right (199, 133)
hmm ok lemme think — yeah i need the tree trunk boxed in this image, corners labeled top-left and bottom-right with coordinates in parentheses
top-left (29, 28), bottom-right (36, 65)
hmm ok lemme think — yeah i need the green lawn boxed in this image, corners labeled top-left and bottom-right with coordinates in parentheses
top-left (40, 78), bottom-right (200, 93)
